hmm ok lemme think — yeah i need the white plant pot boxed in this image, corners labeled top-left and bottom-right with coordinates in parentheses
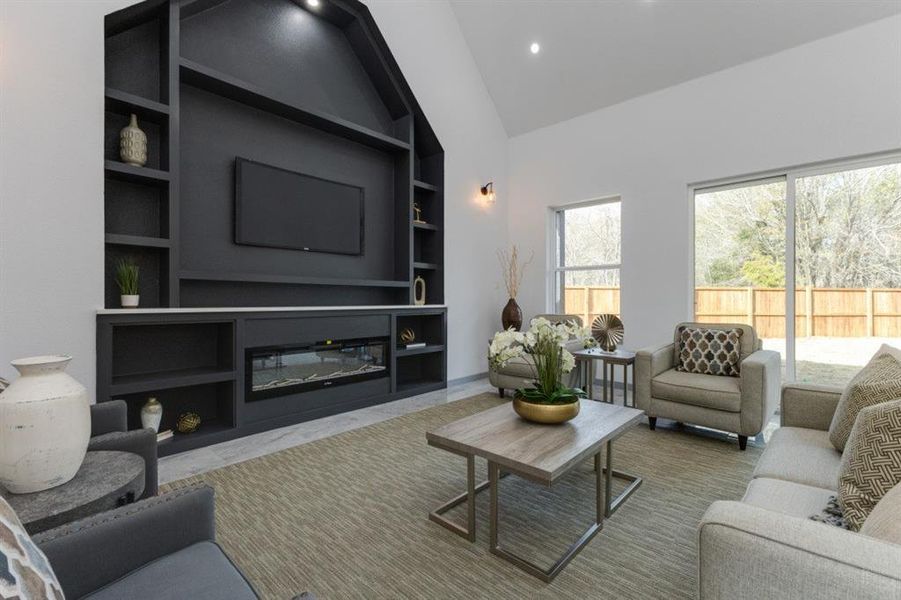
top-left (120, 294), bottom-right (140, 308)
top-left (0, 356), bottom-right (90, 493)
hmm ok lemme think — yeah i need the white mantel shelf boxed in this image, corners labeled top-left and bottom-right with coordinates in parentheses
top-left (97, 304), bottom-right (447, 315)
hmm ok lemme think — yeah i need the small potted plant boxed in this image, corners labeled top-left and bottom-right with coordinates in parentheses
top-left (116, 259), bottom-right (140, 308)
top-left (489, 317), bottom-right (595, 424)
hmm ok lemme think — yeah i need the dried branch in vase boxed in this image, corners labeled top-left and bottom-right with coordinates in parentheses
top-left (497, 245), bottom-right (534, 299)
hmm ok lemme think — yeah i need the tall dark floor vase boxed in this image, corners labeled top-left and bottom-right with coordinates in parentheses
top-left (501, 298), bottom-right (523, 331)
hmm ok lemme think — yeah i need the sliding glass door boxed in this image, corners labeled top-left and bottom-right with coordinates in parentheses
top-left (693, 155), bottom-right (901, 385)
top-left (694, 179), bottom-right (788, 376)
top-left (793, 162), bottom-right (901, 385)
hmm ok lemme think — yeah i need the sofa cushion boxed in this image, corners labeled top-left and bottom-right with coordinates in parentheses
top-left (651, 368), bottom-right (741, 412)
top-left (742, 477), bottom-right (835, 519)
top-left (675, 326), bottom-right (742, 377)
top-left (838, 399), bottom-right (901, 531)
top-left (83, 541), bottom-right (257, 600)
top-left (860, 481), bottom-right (901, 544)
top-left (828, 345), bottom-right (901, 451)
top-left (0, 494), bottom-right (63, 600)
top-left (753, 427), bottom-right (841, 490)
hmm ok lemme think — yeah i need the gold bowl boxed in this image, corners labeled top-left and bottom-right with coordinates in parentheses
top-left (513, 397), bottom-right (580, 424)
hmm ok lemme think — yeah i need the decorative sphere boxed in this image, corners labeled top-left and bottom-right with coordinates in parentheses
top-left (400, 328), bottom-right (416, 344)
top-left (176, 412), bottom-right (201, 434)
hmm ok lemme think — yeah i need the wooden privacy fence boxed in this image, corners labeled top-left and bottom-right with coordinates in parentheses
top-left (565, 286), bottom-right (901, 338)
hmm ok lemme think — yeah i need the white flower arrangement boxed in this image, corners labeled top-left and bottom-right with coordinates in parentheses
top-left (488, 317), bottom-right (596, 404)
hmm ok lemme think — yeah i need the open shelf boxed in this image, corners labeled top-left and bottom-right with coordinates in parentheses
top-left (105, 87), bottom-right (169, 121)
top-left (157, 421), bottom-right (234, 456)
top-left (413, 179), bottom-right (439, 192)
top-left (105, 160), bottom-right (169, 186)
top-left (105, 234), bottom-right (171, 249)
top-left (179, 270), bottom-right (410, 288)
top-left (179, 58), bottom-right (411, 154)
top-left (111, 367), bottom-right (236, 395)
top-left (396, 379), bottom-right (445, 395)
top-left (395, 344), bottom-right (445, 357)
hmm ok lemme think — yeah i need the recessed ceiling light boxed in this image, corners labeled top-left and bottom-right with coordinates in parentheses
top-left (307, 0), bottom-right (320, 7)
top-left (530, 42), bottom-right (540, 55)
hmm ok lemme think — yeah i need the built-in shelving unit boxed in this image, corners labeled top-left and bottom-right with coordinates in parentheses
top-left (101, 0), bottom-right (447, 455)
top-left (179, 58), bottom-right (411, 153)
top-left (105, 234), bottom-right (171, 249)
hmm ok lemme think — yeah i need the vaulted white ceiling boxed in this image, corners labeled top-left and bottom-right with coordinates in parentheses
top-left (449, 0), bottom-right (901, 136)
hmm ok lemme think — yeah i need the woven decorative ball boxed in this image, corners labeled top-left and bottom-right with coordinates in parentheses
top-left (176, 412), bottom-right (201, 434)
top-left (591, 314), bottom-right (624, 352)
top-left (399, 327), bottom-right (416, 345)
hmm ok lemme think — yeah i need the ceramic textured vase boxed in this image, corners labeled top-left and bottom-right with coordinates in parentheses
top-left (0, 356), bottom-right (90, 493)
top-left (119, 113), bottom-right (147, 167)
top-left (501, 297), bottom-right (523, 331)
top-left (141, 397), bottom-right (162, 433)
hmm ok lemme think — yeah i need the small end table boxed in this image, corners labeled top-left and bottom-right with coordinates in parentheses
top-left (574, 348), bottom-right (637, 407)
top-left (2, 450), bottom-right (145, 534)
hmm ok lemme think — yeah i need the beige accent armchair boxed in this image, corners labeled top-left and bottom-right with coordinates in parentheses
top-left (488, 314), bottom-right (584, 398)
top-left (635, 322), bottom-right (780, 449)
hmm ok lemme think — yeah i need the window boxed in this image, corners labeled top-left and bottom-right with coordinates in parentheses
top-left (551, 198), bottom-right (621, 325)
top-left (692, 155), bottom-right (901, 386)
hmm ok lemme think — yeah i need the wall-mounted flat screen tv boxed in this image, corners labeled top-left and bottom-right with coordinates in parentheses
top-left (235, 158), bottom-right (364, 256)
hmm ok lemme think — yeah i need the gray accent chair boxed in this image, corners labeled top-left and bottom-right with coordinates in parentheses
top-left (34, 484), bottom-right (259, 599)
top-left (698, 383), bottom-right (901, 598)
top-left (90, 400), bottom-right (158, 498)
top-left (635, 322), bottom-right (780, 449)
top-left (489, 314), bottom-right (584, 398)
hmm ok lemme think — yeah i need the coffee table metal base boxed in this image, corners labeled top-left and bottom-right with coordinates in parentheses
top-left (430, 440), bottom-right (642, 582)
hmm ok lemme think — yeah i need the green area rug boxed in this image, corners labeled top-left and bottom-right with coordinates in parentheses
top-left (165, 393), bottom-right (761, 599)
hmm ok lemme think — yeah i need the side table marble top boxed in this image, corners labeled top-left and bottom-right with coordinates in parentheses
top-left (2, 450), bottom-right (145, 534)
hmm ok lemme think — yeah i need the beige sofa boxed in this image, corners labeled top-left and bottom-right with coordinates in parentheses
top-left (488, 314), bottom-right (583, 398)
top-left (635, 322), bottom-right (780, 449)
top-left (698, 383), bottom-right (901, 598)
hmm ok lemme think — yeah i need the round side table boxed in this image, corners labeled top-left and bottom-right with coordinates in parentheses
top-left (2, 450), bottom-right (145, 534)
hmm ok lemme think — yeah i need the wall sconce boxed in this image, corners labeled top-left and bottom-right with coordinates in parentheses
top-left (480, 182), bottom-right (496, 204)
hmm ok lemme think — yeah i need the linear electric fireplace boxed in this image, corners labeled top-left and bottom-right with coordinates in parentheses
top-left (246, 338), bottom-right (389, 401)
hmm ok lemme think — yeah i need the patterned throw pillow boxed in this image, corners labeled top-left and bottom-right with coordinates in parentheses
top-left (675, 326), bottom-right (742, 377)
top-left (838, 398), bottom-right (901, 531)
top-left (828, 346), bottom-right (901, 451)
top-left (0, 496), bottom-right (63, 599)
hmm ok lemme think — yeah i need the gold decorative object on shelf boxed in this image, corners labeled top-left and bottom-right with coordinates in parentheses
top-left (413, 276), bottom-right (426, 306)
top-left (413, 202), bottom-right (426, 224)
top-left (591, 314), bottom-right (625, 352)
top-left (176, 412), bottom-right (201, 434)
top-left (400, 328), bottom-right (416, 345)
top-left (513, 396), bottom-right (581, 424)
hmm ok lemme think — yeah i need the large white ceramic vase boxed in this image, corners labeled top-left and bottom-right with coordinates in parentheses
top-left (0, 356), bottom-right (90, 493)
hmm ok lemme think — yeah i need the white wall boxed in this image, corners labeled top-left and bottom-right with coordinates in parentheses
top-left (508, 15), bottom-right (901, 352)
top-left (0, 1), bottom-right (135, 394)
top-left (0, 0), bottom-right (507, 396)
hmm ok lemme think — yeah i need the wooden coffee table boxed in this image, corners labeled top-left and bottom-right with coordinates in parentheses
top-left (426, 401), bottom-right (644, 581)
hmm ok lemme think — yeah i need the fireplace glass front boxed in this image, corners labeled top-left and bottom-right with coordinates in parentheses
top-left (246, 338), bottom-right (388, 401)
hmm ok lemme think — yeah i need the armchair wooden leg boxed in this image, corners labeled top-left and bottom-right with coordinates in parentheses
top-left (498, 388), bottom-right (505, 398)
top-left (738, 435), bottom-right (748, 451)
top-left (648, 416), bottom-right (657, 431)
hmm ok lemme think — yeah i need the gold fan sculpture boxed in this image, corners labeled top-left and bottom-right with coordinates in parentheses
top-left (592, 314), bottom-right (624, 352)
